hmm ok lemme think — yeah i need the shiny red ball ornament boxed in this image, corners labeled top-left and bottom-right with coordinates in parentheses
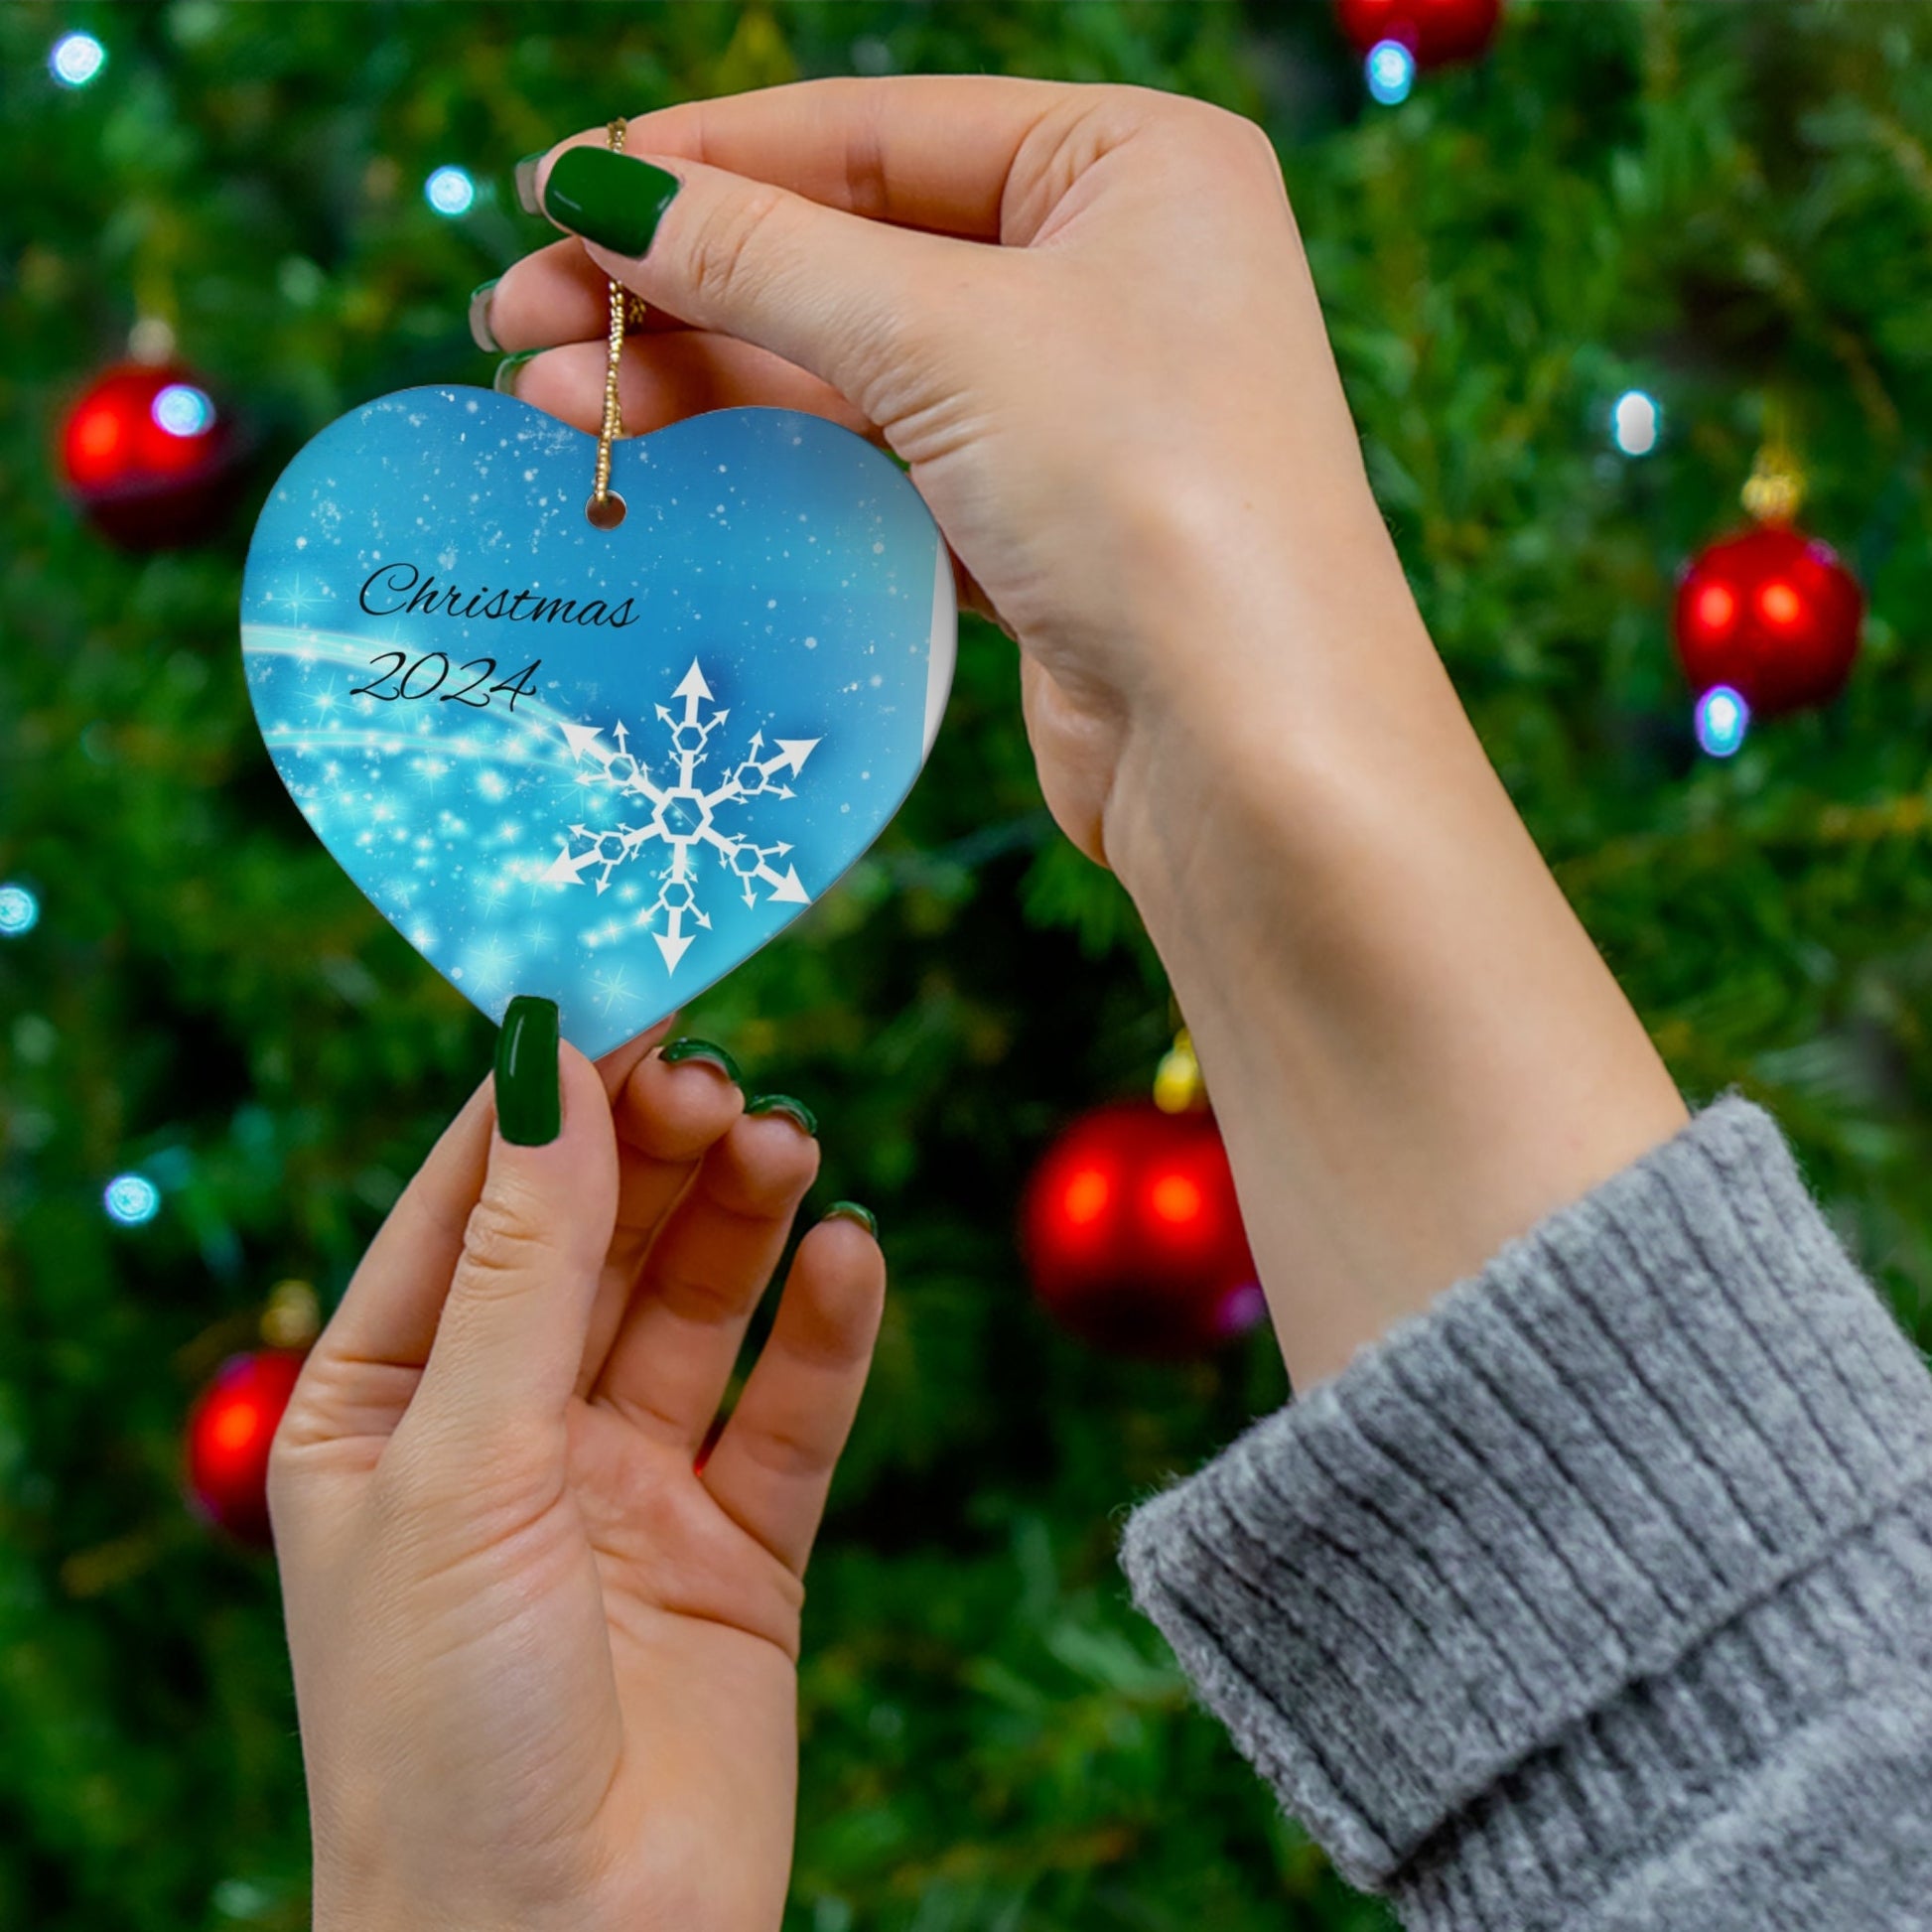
top-left (185, 1349), bottom-right (306, 1545)
top-left (1334, 0), bottom-right (1502, 67)
top-left (1022, 1101), bottom-right (1263, 1358)
top-left (1673, 524), bottom-right (1863, 718)
top-left (59, 361), bottom-right (241, 548)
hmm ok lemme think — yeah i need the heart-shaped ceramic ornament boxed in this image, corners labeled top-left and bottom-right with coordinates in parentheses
top-left (241, 387), bottom-right (955, 1055)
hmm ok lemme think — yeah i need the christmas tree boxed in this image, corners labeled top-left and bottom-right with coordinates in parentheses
top-left (4, 5), bottom-right (1931, 1928)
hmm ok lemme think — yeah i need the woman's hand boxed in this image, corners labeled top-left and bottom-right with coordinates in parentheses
top-left (270, 1018), bottom-right (884, 1932)
top-left (483, 76), bottom-right (1377, 869)
top-left (483, 76), bottom-right (1685, 1389)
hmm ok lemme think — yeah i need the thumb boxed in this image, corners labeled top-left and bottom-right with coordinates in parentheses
top-left (532, 142), bottom-right (976, 425)
top-left (410, 999), bottom-right (619, 1441)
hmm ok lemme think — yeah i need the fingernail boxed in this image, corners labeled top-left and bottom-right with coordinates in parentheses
top-left (824, 1200), bottom-right (878, 1238)
top-left (747, 1093), bottom-right (818, 1138)
top-left (468, 278), bottom-right (501, 353)
top-left (659, 1036), bottom-right (742, 1084)
top-left (493, 349), bottom-right (540, 397)
top-left (494, 996), bottom-right (561, 1146)
top-left (513, 151), bottom-right (546, 215)
top-left (541, 147), bottom-right (681, 257)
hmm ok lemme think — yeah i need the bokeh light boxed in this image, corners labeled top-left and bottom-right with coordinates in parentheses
top-left (152, 383), bottom-right (215, 438)
top-left (0, 883), bottom-right (39, 937)
top-left (103, 1173), bottom-right (162, 1226)
top-left (1695, 684), bottom-right (1750, 759)
top-left (50, 32), bottom-right (106, 88)
top-left (424, 165), bottom-right (477, 216)
top-left (1365, 40), bottom-right (1416, 105)
top-left (1060, 1166), bottom-right (1111, 1228)
top-left (1611, 389), bottom-right (1660, 457)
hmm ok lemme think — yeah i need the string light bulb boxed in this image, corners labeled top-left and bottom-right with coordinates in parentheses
top-left (1611, 389), bottom-right (1661, 457)
top-left (1365, 40), bottom-right (1417, 103)
top-left (50, 32), bottom-right (106, 88)
top-left (104, 1173), bottom-right (161, 1226)
top-left (425, 166), bottom-right (477, 216)
top-left (0, 883), bottom-right (40, 937)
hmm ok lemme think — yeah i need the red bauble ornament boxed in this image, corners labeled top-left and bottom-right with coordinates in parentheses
top-left (1334, 0), bottom-right (1502, 67)
top-left (185, 1349), bottom-right (306, 1545)
top-left (1673, 523), bottom-right (1863, 718)
top-left (59, 361), bottom-right (242, 548)
top-left (1022, 1101), bottom-right (1263, 1358)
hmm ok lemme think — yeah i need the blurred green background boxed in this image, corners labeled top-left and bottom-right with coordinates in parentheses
top-left (4, 3), bottom-right (1931, 1928)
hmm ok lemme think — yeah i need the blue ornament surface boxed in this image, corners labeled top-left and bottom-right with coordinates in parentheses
top-left (241, 386), bottom-right (954, 1055)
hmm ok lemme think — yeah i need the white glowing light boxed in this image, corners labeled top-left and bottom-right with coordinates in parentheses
top-left (1612, 389), bottom-right (1661, 457)
top-left (425, 166), bottom-right (477, 217)
top-left (50, 32), bottom-right (106, 87)
top-left (152, 383), bottom-right (214, 438)
top-left (1366, 40), bottom-right (1416, 106)
top-left (0, 883), bottom-right (40, 936)
top-left (104, 1173), bottom-right (161, 1226)
top-left (1695, 684), bottom-right (1749, 759)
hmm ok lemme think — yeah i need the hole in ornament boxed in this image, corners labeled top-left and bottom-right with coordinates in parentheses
top-left (585, 490), bottom-right (627, 530)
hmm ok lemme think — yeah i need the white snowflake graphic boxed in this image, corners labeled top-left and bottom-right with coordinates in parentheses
top-left (539, 659), bottom-right (819, 973)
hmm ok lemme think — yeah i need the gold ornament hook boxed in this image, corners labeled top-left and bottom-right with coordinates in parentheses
top-left (1154, 1027), bottom-right (1206, 1114)
top-left (1741, 396), bottom-right (1805, 525)
top-left (260, 1278), bottom-right (322, 1350)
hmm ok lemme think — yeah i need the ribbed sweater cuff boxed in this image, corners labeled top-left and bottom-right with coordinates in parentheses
top-left (1120, 1099), bottom-right (1932, 1911)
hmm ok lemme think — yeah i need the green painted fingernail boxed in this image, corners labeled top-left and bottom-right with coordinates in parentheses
top-left (494, 996), bottom-right (560, 1147)
top-left (660, 1036), bottom-right (742, 1084)
top-left (493, 349), bottom-right (539, 397)
top-left (824, 1201), bottom-right (878, 1238)
top-left (747, 1094), bottom-right (818, 1137)
top-left (513, 151), bottom-right (546, 215)
top-left (468, 278), bottom-right (501, 353)
top-left (541, 147), bottom-right (681, 256)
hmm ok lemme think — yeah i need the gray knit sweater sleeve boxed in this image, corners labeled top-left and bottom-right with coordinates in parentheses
top-left (1120, 1099), bottom-right (1932, 1931)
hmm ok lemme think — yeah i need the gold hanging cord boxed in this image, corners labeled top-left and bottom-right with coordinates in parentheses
top-left (591, 118), bottom-right (644, 517)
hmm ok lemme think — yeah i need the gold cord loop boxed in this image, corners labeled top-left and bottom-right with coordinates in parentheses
top-left (592, 118), bottom-right (638, 515)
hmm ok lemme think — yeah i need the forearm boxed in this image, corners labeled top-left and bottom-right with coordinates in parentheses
top-left (1103, 504), bottom-right (1686, 1389)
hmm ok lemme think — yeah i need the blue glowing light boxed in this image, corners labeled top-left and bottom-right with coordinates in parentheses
top-left (50, 32), bottom-right (106, 87)
top-left (425, 166), bottom-right (477, 217)
top-left (1366, 40), bottom-right (1416, 105)
top-left (1695, 684), bottom-right (1749, 759)
top-left (104, 1173), bottom-right (161, 1226)
top-left (152, 383), bottom-right (215, 438)
top-left (0, 883), bottom-right (39, 936)
top-left (1612, 389), bottom-right (1661, 457)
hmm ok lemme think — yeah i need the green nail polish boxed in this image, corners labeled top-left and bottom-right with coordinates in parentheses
top-left (747, 1093), bottom-right (818, 1137)
top-left (541, 147), bottom-right (681, 257)
top-left (493, 349), bottom-right (539, 397)
top-left (824, 1200), bottom-right (878, 1238)
top-left (468, 278), bottom-right (501, 353)
top-left (513, 151), bottom-right (546, 215)
top-left (660, 1036), bottom-right (742, 1084)
top-left (494, 996), bottom-right (560, 1146)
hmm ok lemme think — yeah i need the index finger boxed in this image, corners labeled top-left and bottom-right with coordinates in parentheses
top-left (548, 74), bottom-right (1079, 242)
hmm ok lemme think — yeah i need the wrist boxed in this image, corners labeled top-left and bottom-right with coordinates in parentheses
top-left (1099, 506), bottom-right (1445, 911)
top-left (1097, 541), bottom-right (1685, 1388)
